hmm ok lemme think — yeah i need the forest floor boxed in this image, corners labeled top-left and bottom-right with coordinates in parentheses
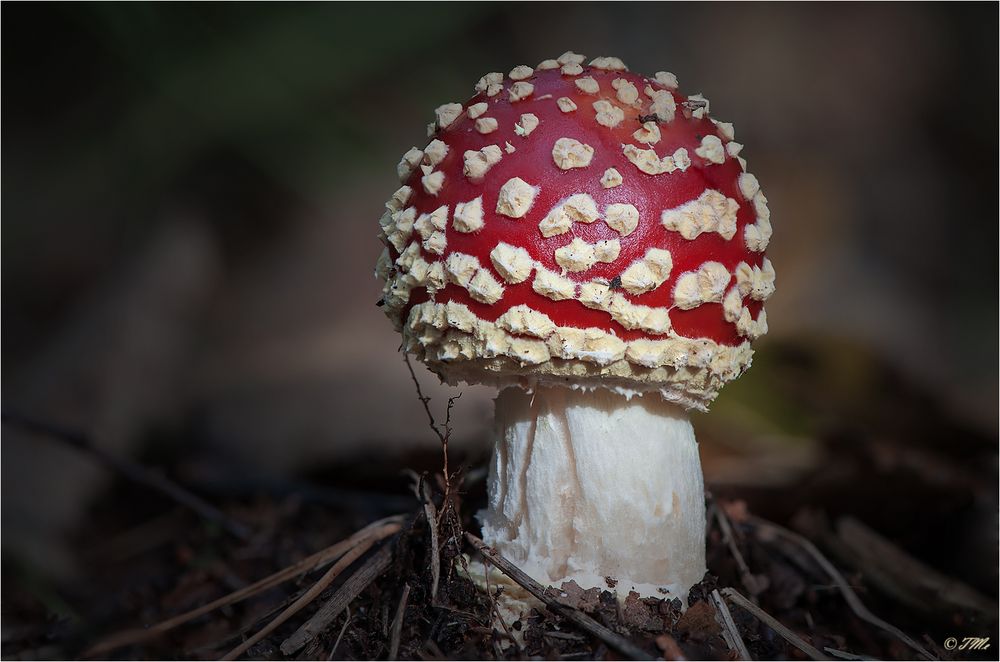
top-left (2, 422), bottom-right (997, 661)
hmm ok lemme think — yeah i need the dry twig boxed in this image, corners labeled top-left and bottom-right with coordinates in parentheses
top-left (85, 515), bottom-right (404, 656)
top-left (420, 479), bottom-right (442, 603)
top-left (835, 516), bottom-right (995, 619)
top-left (460, 549), bottom-right (519, 653)
top-left (440, 392), bottom-right (461, 505)
top-left (721, 588), bottom-right (829, 661)
top-left (710, 589), bottom-right (752, 660)
top-left (388, 583), bottom-right (412, 660)
top-left (280, 539), bottom-right (396, 655)
top-left (465, 533), bottom-right (655, 661)
top-left (484, 561), bottom-right (520, 653)
top-left (401, 351), bottom-right (461, 508)
top-left (401, 351), bottom-right (447, 448)
top-left (222, 521), bottom-right (400, 660)
top-left (713, 501), bottom-right (761, 596)
top-left (405, 470), bottom-right (442, 604)
top-left (748, 516), bottom-right (936, 660)
top-left (328, 607), bottom-right (351, 660)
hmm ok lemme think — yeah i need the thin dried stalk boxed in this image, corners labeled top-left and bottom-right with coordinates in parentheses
top-left (420, 478), bottom-right (442, 603)
top-left (748, 516), bottom-right (935, 661)
top-left (721, 588), bottom-right (828, 661)
top-left (280, 540), bottom-right (396, 655)
top-left (714, 502), bottom-right (760, 595)
top-left (327, 607), bottom-right (351, 660)
top-left (401, 351), bottom-right (461, 509)
top-left (710, 589), bottom-right (752, 660)
top-left (222, 521), bottom-right (400, 660)
top-left (388, 584), bottom-right (412, 660)
top-left (85, 515), bottom-right (405, 656)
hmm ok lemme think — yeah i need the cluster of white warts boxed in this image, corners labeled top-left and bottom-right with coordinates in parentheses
top-left (381, 186), bottom-right (773, 328)
top-left (378, 52), bottom-right (773, 383)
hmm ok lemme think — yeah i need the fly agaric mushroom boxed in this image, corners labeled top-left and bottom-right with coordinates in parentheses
top-left (376, 52), bottom-right (773, 602)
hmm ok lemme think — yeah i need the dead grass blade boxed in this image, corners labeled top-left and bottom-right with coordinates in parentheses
top-left (85, 514), bottom-right (405, 657)
top-left (327, 607), bottom-right (351, 660)
top-left (713, 500), bottom-right (761, 596)
top-left (280, 538), bottom-right (396, 655)
top-left (420, 479), bottom-right (442, 603)
top-left (222, 521), bottom-right (399, 660)
top-left (710, 589), bottom-right (752, 660)
top-left (748, 516), bottom-right (936, 660)
top-left (388, 583), bottom-right (412, 660)
top-left (721, 587), bottom-right (828, 660)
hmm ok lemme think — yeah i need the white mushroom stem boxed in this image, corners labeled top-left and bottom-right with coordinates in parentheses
top-left (479, 386), bottom-right (706, 602)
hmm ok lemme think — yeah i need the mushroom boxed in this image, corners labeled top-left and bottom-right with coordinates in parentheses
top-left (376, 54), bottom-right (773, 603)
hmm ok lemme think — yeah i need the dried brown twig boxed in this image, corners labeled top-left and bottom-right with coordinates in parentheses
top-left (748, 516), bottom-right (936, 661)
top-left (84, 515), bottom-right (404, 657)
top-left (457, 545), bottom-right (520, 654)
top-left (420, 479), bottom-right (442, 603)
top-left (402, 350), bottom-right (467, 610)
top-left (722, 587), bottom-right (829, 660)
top-left (835, 516), bottom-right (995, 619)
top-left (710, 589), bottom-right (751, 660)
top-left (404, 469), bottom-right (442, 604)
top-left (464, 532), bottom-right (656, 661)
top-left (280, 540), bottom-right (397, 655)
top-left (401, 351), bottom-right (461, 508)
top-left (712, 499), bottom-right (761, 596)
top-left (328, 606), bottom-right (352, 660)
top-left (388, 583), bottom-right (412, 660)
top-left (221, 524), bottom-right (396, 661)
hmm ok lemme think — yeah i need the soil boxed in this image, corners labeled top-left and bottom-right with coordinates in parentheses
top-left (2, 433), bottom-right (997, 661)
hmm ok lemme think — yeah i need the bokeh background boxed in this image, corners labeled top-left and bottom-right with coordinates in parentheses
top-left (3, 0), bottom-right (997, 630)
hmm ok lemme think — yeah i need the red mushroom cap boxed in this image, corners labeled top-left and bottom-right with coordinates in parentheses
top-left (376, 53), bottom-right (774, 409)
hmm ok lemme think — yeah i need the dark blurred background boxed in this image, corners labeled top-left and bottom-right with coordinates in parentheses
top-left (2, 0), bottom-right (997, 624)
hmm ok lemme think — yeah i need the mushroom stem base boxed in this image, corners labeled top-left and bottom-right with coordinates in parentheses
top-left (479, 386), bottom-right (706, 603)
